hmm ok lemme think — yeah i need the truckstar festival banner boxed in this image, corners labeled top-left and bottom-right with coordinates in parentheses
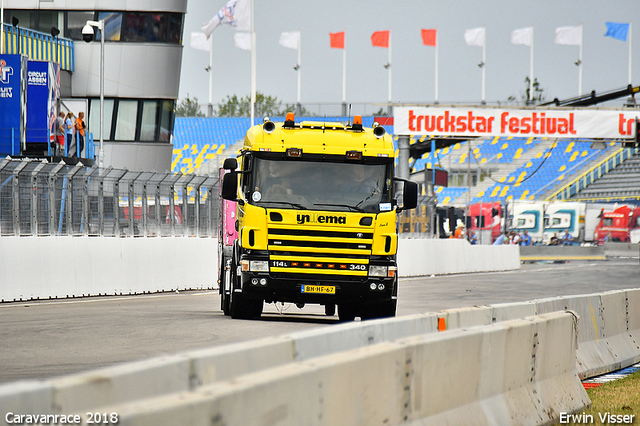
top-left (394, 106), bottom-right (639, 139)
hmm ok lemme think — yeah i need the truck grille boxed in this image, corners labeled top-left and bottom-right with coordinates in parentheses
top-left (267, 226), bottom-right (372, 279)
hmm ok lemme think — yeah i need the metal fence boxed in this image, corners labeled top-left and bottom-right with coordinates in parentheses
top-left (0, 158), bottom-right (220, 237)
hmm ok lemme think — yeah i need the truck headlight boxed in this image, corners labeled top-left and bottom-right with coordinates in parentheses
top-left (369, 265), bottom-right (387, 277)
top-left (249, 260), bottom-right (269, 272)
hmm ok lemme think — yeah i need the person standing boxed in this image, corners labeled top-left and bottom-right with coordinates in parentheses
top-left (65, 112), bottom-right (75, 157)
top-left (54, 112), bottom-right (66, 156)
top-left (75, 112), bottom-right (86, 158)
top-left (520, 230), bottom-right (532, 246)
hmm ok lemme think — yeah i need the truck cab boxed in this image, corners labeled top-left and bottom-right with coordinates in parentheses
top-left (219, 114), bottom-right (418, 321)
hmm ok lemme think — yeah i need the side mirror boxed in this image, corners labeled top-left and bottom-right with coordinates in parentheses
top-left (223, 158), bottom-right (237, 170)
top-left (402, 180), bottom-right (418, 210)
top-left (221, 172), bottom-right (238, 201)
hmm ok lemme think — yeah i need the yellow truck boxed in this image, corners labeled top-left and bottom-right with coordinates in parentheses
top-left (220, 113), bottom-right (418, 321)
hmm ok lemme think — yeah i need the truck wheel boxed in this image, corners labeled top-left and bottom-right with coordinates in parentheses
top-left (325, 304), bottom-right (336, 317)
top-left (361, 300), bottom-right (397, 320)
top-left (338, 304), bottom-right (357, 322)
top-left (230, 288), bottom-right (263, 320)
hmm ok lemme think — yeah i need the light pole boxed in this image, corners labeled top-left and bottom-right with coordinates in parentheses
top-left (82, 20), bottom-right (105, 168)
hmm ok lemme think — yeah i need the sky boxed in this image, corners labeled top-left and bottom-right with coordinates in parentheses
top-left (179, 0), bottom-right (640, 116)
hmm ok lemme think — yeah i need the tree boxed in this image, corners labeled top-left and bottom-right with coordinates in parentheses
top-left (175, 94), bottom-right (205, 117)
top-left (283, 103), bottom-right (311, 117)
top-left (508, 77), bottom-right (545, 105)
top-left (216, 92), bottom-right (283, 117)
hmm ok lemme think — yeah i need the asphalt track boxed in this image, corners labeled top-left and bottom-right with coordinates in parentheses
top-left (0, 259), bottom-right (637, 384)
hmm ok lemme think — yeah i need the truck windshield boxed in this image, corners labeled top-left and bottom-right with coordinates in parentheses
top-left (249, 158), bottom-right (391, 213)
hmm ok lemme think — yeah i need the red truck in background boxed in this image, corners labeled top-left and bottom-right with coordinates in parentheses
top-left (594, 205), bottom-right (640, 244)
top-left (468, 202), bottom-right (503, 243)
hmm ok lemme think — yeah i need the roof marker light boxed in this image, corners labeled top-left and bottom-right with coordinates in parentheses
top-left (351, 115), bottom-right (363, 131)
top-left (284, 112), bottom-right (295, 128)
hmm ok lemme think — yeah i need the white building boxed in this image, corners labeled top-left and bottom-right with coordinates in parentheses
top-left (2, 0), bottom-right (187, 172)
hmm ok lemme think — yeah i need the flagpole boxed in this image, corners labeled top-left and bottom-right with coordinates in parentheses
top-left (297, 30), bottom-right (301, 107)
top-left (629, 22), bottom-right (633, 85)
top-left (435, 27), bottom-right (439, 104)
top-left (388, 30), bottom-right (392, 115)
top-left (529, 26), bottom-right (534, 104)
top-left (250, 0), bottom-right (255, 126)
top-left (578, 24), bottom-right (583, 96)
top-left (342, 33), bottom-right (346, 106)
top-left (208, 35), bottom-right (213, 117)
top-left (481, 26), bottom-right (486, 104)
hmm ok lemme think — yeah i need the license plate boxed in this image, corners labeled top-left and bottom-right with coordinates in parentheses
top-left (301, 285), bottom-right (335, 294)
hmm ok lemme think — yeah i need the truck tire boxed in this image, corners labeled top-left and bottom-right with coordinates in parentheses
top-left (338, 304), bottom-right (357, 322)
top-left (361, 299), bottom-right (397, 320)
top-left (230, 290), bottom-right (263, 320)
top-left (325, 304), bottom-right (336, 317)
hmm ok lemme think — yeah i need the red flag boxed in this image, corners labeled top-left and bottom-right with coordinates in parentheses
top-left (421, 29), bottom-right (437, 46)
top-left (371, 30), bottom-right (390, 48)
top-left (330, 31), bottom-right (345, 49)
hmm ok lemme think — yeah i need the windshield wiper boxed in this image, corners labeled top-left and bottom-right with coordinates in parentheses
top-left (259, 201), bottom-right (308, 210)
top-left (313, 203), bottom-right (365, 213)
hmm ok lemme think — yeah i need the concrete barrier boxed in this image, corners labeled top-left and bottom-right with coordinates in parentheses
top-left (9, 284), bottom-right (640, 425)
top-left (57, 313), bottom-right (588, 426)
top-left (534, 289), bottom-right (640, 379)
top-left (0, 236), bottom-right (217, 302)
top-left (0, 237), bottom-right (520, 302)
top-left (519, 245), bottom-right (605, 261)
top-left (604, 242), bottom-right (640, 259)
top-left (398, 238), bottom-right (520, 277)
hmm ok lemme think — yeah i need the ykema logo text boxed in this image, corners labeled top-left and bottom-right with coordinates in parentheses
top-left (297, 213), bottom-right (347, 225)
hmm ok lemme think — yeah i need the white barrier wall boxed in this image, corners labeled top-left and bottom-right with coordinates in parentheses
top-left (0, 313), bottom-right (588, 426)
top-left (0, 237), bottom-right (520, 302)
top-left (0, 237), bottom-right (217, 302)
top-left (398, 238), bottom-right (521, 277)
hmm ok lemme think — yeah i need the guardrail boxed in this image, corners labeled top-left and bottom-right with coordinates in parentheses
top-left (2, 23), bottom-right (74, 72)
top-left (3, 288), bottom-right (640, 425)
top-left (0, 158), bottom-right (220, 238)
top-left (546, 146), bottom-right (640, 202)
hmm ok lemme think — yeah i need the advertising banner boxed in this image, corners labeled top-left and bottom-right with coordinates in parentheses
top-left (27, 61), bottom-right (51, 144)
top-left (394, 106), bottom-right (640, 139)
top-left (0, 54), bottom-right (27, 156)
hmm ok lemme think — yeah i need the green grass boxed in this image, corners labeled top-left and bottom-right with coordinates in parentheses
top-left (554, 370), bottom-right (640, 425)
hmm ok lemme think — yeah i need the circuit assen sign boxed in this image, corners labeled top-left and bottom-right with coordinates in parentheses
top-left (394, 106), bottom-right (639, 139)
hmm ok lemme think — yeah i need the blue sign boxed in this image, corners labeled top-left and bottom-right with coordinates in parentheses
top-left (0, 54), bottom-right (26, 156)
top-left (27, 61), bottom-right (52, 144)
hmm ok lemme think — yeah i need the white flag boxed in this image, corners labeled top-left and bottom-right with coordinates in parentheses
top-left (279, 31), bottom-right (300, 50)
top-left (464, 27), bottom-right (485, 47)
top-left (190, 32), bottom-right (210, 52)
top-left (234, 32), bottom-right (251, 50)
top-left (511, 27), bottom-right (532, 46)
top-left (201, 0), bottom-right (251, 39)
top-left (555, 26), bottom-right (582, 45)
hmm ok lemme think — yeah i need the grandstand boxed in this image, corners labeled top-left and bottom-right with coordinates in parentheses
top-left (172, 116), bottom-right (629, 207)
top-left (172, 116), bottom-right (377, 175)
top-left (568, 150), bottom-right (640, 202)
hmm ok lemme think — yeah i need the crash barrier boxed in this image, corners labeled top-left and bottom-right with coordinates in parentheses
top-left (0, 237), bottom-right (519, 302)
top-left (3, 287), bottom-right (639, 423)
top-left (0, 236), bottom-right (216, 302)
top-left (603, 242), bottom-right (640, 259)
top-left (397, 238), bottom-right (521, 276)
top-left (0, 312), bottom-right (588, 426)
top-left (520, 245), bottom-right (606, 261)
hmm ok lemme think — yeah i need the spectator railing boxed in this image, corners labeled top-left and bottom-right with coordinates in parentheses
top-left (0, 158), bottom-right (220, 237)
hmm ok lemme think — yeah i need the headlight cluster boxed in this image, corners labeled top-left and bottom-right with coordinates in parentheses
top-left (368, 265), bottom-right (397, 277)
top-left (240, 260), bottom-right (269, 272)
